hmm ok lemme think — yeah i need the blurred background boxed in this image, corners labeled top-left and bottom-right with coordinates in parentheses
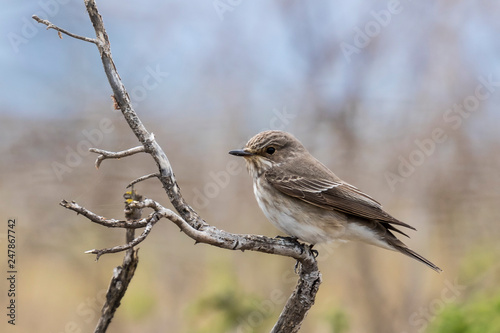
top-left (2, 1), bottom-right (500, 332)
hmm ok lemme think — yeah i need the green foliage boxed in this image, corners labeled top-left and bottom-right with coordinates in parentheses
top-left (427, 292), bottom-right (500, 333)
top-left (427, 248), bottom-right (500, 333)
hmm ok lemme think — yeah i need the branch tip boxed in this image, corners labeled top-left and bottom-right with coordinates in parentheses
top-left (127, 173), bottom-right (160, 188)
top-left (32, 14), bottom-right (97, 44)
top-left (90, 146), bottom-right (146, 169)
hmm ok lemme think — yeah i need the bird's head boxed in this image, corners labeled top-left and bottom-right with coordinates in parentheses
top-left (229, 130), bottom-right (306, 177)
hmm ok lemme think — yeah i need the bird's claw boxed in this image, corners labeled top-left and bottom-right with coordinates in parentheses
top-left (309, 244), bottom-right (319, 258)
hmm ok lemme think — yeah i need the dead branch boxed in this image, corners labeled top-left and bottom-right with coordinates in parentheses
top-left (32, 15), bottom-right (98, 44)
top-left (93, 190), bottom-right (141, 333)
top-left (84, 221), bottom-right (154, 260)
top-left (89, 146), bottom-right (145, 169)
top-left (35, 1), bottom-right (321, 332)
top-left (126, 173), bottom-right (160, 188)
top-left (63, 198), bottom-right (316, 261)
top-left (60, 199), bottom-right (150, 229)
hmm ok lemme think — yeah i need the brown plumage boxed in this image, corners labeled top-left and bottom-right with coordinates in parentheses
top-left (230, 130), bottom-right (442, 272)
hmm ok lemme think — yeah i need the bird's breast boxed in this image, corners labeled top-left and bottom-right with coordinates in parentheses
top-left (252, 176), bottom-right (345, 244)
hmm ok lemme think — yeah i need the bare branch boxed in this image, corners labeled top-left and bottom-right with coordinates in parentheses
top-left (127, 173), bottom-right (160, 188)
top-left (89, 146), bottom-right (145, 169)
top-left (63, 196), bottom-right (321, 330)
top-left (32, 15), bottom-right (98, 44)
top-left (60, 199), bottom-right (149, 228)
top-left (85, 221), bottom-right (155, 260)
top-left (62, 197), bottom-right (317, 261)
top-left (72, 0), bottom-right (206, 230)
top-left (272, 266), bottom-right (321, 333)
top-left (93, 190), bottom-right (141, 333)
top-left (93, 248), bottom-right (138, 333)
top-left (42, 1), bottom-right (321, 330)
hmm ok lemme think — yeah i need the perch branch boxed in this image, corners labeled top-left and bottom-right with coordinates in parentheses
top-left (67, 196), bottom-right (321, 332)
top-left (271, 267), bottom-right (321, 333)
top-left (63, 198), bottom-right (318, 261)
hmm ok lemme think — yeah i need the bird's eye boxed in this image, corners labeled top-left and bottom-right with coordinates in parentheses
top-left (266, 147), bottom-right (276, 155)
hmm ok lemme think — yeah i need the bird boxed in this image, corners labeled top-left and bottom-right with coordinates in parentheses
top-left (229, 130), bottom-right (441, 272)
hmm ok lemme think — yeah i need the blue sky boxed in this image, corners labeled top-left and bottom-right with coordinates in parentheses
top-left (1, 0), bottom-right (499, 131)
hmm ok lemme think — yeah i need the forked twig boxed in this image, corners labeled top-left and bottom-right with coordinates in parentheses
top-left (89, 146), bottom-right (145, 169)
top-left (32, 15), bottom-right (98, 44)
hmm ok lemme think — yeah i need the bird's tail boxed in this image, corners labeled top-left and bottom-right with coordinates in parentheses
top-left (395, 245), bottom-right (442, 273)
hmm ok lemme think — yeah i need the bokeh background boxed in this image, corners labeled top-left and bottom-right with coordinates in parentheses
top-left (2, 1), bottom-right (500, 332)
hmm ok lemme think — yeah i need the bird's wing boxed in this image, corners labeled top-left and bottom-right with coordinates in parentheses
top-left (265, 169), bottom-right (415, 230)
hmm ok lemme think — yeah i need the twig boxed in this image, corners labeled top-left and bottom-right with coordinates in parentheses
top-left (89, 146), bottom-right (145, 169)
top-left (127, 173), bottom-right (160, 188)
top-left (85, 221), bottom-right (154, 260)
top-left (32, 15), bottom-right (98, 44)
top-left (60, 200), bottom-right (149, 229)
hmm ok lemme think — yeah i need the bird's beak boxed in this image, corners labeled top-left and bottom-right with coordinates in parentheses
top-left (228, 149), bottom-right (254, 157)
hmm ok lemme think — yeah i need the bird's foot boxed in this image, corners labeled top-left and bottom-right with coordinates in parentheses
top-left (309, 245), bottom-right (319, 258)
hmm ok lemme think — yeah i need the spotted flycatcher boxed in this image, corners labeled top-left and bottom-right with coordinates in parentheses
top-left (229, 130), bottom-right (441, 272)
